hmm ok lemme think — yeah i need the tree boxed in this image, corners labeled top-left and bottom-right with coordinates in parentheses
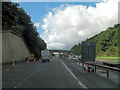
top-left (2, 2), bottom-right (47, 58)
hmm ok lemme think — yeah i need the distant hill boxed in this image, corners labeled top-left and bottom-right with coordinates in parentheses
top-left (71, 24), bottom-right (120, 57)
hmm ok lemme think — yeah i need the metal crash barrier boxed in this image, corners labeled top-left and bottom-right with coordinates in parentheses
top-left (72, 59), bottom-right (120, 78)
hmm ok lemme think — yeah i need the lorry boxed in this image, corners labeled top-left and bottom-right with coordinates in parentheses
top-left (82, 41), bottom-right (96, 72)
top-left (82, 41), bottom-right (96, 62)
top-left (41, 49), bottom-right (50, 62)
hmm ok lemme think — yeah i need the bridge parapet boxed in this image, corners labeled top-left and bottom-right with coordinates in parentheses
top-left (49, 49), bottom-right (74, 53)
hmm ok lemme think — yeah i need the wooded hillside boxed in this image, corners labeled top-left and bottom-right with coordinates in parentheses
top-left (71, 24), bottom-right (120, 57)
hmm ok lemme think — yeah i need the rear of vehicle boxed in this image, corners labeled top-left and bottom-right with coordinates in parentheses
top-left (82, 42), bottom-right (96, 62)
top-left (82, 42), bottom-right (96, 72)
top-left (41, 49), bottom-right (50, 62)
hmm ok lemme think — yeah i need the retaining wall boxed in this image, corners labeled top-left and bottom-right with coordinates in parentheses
top-left (1, 30), bottom-right (30, 64)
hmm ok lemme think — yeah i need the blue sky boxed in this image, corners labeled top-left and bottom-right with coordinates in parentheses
top-left (18, 2), bottom-right (98, 34)
top-left (11, 0), bottom-right (118, 50)
top-left (10, 0), bottom-right (118, 50)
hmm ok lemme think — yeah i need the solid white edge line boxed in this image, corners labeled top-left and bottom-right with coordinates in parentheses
top-left (61, 60), bottom-right (88, 89)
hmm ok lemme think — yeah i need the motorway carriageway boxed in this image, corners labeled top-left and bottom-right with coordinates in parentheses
top-left (2, 57), bottom-right (119, 88)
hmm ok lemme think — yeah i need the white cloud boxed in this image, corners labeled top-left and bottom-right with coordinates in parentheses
top-left (41, 0), bottom-right (119, 50)
top-left (34, 22), bottom-right (40, 28)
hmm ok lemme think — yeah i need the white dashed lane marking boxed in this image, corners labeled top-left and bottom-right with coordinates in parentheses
top-left (61, 60), bottom-right (88, 89)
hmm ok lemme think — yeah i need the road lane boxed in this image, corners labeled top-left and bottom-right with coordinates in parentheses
top-left (19, 57), bottom-right (82, 88)
top-left (2, 57), bottom-right (119, 88)
top-left (62, 58), bottom-right (118, 88)
top-left (2, 58), bottom-right (82, 88)
top-left (2, 61), bottom-right (47, 88)
top-left (61, 60), bottom-right (87, 88)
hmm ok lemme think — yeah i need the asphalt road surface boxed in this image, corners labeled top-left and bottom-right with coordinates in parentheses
top-left (2, 57), bottom-right (119, 88)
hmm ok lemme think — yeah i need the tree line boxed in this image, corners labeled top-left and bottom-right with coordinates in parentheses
top-left (2, 2), bottom-right (47, 59)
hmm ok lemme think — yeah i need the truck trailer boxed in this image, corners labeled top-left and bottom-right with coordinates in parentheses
top-left (82, 41), bottom-right (96, 62)
top-left (41, 49), bottom-right (50, 62)
top-left (82, 41), bottom-right (96, 72)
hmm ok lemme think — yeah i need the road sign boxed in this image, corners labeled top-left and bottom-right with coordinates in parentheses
top-left (30, 54), bottom-right (34, 60)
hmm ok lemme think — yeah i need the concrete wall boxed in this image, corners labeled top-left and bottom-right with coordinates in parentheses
top-left (1, 30), bottom-right (30, 63)
top-left (0, 32), bottom-right (2, 65)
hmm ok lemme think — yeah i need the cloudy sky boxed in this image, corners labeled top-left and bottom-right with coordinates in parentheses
top-left (16, 0), bottom-right (119, 50)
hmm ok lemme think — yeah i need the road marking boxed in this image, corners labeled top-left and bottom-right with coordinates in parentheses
top-left (5, 69), bottom-right (9, 71)
top-left (61, 60), bottom-right (88, 89)
top-left (24, 79), bottom-right (27, 81)
top-left (19, 82), bottom-right (22, 85)
top-left (14, 86), bottom-right (17, 88)
top-left (14, 74), bottom-right (34, 88)
top-left (27, 77), bottom-right (30, 79)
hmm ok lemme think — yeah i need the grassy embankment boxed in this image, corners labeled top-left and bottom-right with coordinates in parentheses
top-left (96, 56), bottom-right (120, 61)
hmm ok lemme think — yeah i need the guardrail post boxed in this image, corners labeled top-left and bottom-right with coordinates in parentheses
top-left (94, 66), bottom-right (96, 72)
top-left (82, 63), bottom-right (84, 70)
top-left (107, 70), bottom-right (109, 78)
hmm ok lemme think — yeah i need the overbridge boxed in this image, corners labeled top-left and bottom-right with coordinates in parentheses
top-left (49, 49), bottom-right (74, 57)
top-left (49, 49), bottom-right (74, 53)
